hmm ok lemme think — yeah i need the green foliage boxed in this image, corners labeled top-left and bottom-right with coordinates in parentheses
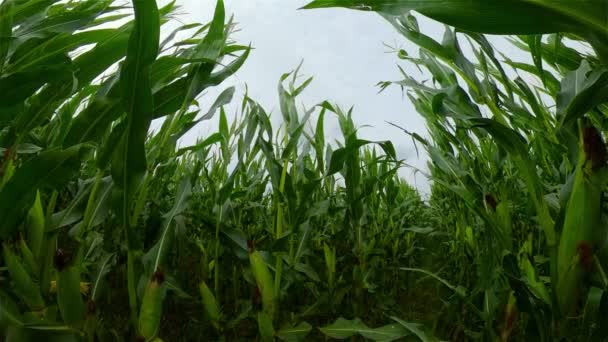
top-left (305, 0), bottom-right (608, 340)
top-left (0, 0), bottom-right (251, 339)
top-left (10, 0), bottom-right (608, 341)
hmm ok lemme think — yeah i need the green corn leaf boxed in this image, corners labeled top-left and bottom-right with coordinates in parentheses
top-left (314, 107), bottom-right (326, 172)
top-left (152, 47), bottom-right (250, 118)
top-left (149, 0), bottom-right (233, 122)
top-left (0, 1), bottom-right (13, 73)
top-left (276, 322), bottom-right (312, 342)
top-left (468, 118), bottom-right (555, 245)
top-left (521, 256), bottom-right (551, 304)
top-left (0, 145), bottom-right (91, 238)
top-left (90, 253), bottom-right (114, 301)
top-left (51, 178), bottom-right (98, 230)
top-left (62, 71), bottom-right (121, 147)
top-left (111, 0), bottom-right (160, 232)
top-left (400, 267), bottom-right (466, 297)
top-left (169, 86), bottom-right (236, 141)
top-left (302, 0), bottom-right (607, 37)
top-left (182, 0), bottom-right (226, 104)
top-left (319, 318), bottom-right (367, 339)
top-left (13, 0), bottom-right (113, 40)
top-left (0, 56), bottom-right (74, 108)
top-left (390, 316), bottom-right (439, 342)
top-left (176, 132), bottom-right (224, 156)
top-left (3, 0), bottom-right (58, 26)
top-left (320, 318), bottom-right (410, 341)
top-left (149, 177), bottom-right (193, 273)
top-left (97, 119), bottom-right (126, 170)
top-left (556, 60), bottom-right (608, 128)
top-left (360, 324), bottom-right (410, 342)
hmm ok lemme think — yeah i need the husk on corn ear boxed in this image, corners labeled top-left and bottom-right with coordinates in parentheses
top-left (557, 123), bottom-right (608, 316)
top-left (25, 191), bottom-right (44, 259)
top-left (249, 250), bottom-right (275, 317)
top-left (199, 280), bottom-right (220, 330)
top-left (55, 248), bottom-right (85, 327)
top-left (2, 243), bottom-right (44, 311)
top-left (138, 270), bottom-right (167, 341)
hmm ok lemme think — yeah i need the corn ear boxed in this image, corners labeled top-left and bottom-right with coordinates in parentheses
top-left (0, 156), bottom-right (15, 188)
top-left (0, 289), bottom-right (24, 327)
top-left (17, 237), bottom-right (38, 277)
top-left (257, 311), bottom-right (275, 342)
top-left (557, 124), bottom-right (608, 316)
top-left (39, 234), bottom-right (56, 296)
top-left (50, 281), bottom-right (91, 295)
top-left (501, 292), bottom-right (517, 341)
top-left (56, 256), bottom-right (85, 326)
top-left (323, 243), bottom-right (336, 290)
top-left (138, 272), bottom-right (166, 341)
top-left (25, 191), bottom-right (44, 258)
top-left (249, 250), bottom-right (275, 317)
top-left (496, 200), bottom-right (513, 251)
top-left (2, 243), bottom-right (44, 310)
top-left (199, 281), bottom-right (220, 330)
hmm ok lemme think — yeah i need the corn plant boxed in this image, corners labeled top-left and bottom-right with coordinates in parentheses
top-left (304, 0), bottom-right (608, 339)
top-left (0, 0), bottom-right (249, 339)
top-left (7, 0), bottom-right (591, 340)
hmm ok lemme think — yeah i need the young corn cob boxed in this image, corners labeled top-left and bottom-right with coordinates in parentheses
top-left (3, 243), bottom-right (45, 311)
top-left (249, 250), bottom-right (275, 317)
top-left (556, 123), bottom-right (608, 316)
top-left (55, 248), bottom-right (85, 327)
top-left (25, 191), bottom-right (44, 258)
top-left (323, 243), bottom-right (336, 291)
top-left (199, 280), bottom-right (220, 330)
top-left (17, 236), bottom-right (38, 277)
top-left (138, 270), bottom-right (166, 341)
top-left (257, 311), bottom-right (275, 342)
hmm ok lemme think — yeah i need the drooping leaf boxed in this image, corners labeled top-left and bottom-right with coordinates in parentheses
top-left (303, 0), bottom-right (608, 37)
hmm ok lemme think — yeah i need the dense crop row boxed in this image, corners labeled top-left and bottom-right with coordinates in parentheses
top-left (2, 0), bottom-right (608, 341)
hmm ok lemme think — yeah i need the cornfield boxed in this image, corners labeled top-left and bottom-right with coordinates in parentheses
top-left (1, 0), bottom-right (608, 341)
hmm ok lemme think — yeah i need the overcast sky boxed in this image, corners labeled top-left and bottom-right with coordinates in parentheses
top-left (162, 0), bottom-right (527, 194)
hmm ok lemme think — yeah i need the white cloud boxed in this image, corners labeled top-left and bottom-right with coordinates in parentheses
top-left (172, 0), bottom-right (516, 194)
